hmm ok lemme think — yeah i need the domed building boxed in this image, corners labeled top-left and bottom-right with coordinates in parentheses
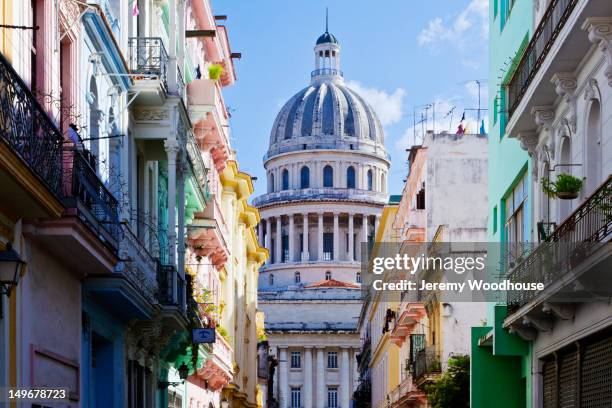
top-left (254, 26), bottom-right (389, 408)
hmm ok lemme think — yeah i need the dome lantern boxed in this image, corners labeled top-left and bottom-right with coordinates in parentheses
top-left (312, 9), bottom-right (342, 81)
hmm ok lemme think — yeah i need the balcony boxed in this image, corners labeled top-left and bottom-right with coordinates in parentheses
top-left (188, 79), bottom-right (231, 172)
top-left (507, 0), bottom-right (578, 119)
top-left (62, 148), bottom-right (121, 249)
top-left (412, 346), bottom-right (441, 385)
top-left (0, 51), bottom-right (64, 217)
top-left (252, 188), bottom-right (388, 207)
top-left (157, 262), bottom-right (185, 307)
top-left (311, 68), bottom-right (343, 78)
top-left (505, 176), bottom-right (612, 337)
top-left (127, 37), bottom-right (185, 106)
top-left (389, 302), bottom-right (426, 346)
top-left (387, 377), bottom-right (426, 408)
top-left (187, 196), bottom-right (229, 270)
top-left (198, 330), bottom-right (233, 390)
top-left (505, 0), bottom-right (612, 137)
top-left (83, 222), bottom-right (159, 321)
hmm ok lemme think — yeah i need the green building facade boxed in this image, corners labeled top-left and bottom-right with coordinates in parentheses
top-left (470, 0), bottom-right (535, 407)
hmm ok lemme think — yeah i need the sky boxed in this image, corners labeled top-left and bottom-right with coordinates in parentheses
top-left (214, 0), bottom-right (489, 197)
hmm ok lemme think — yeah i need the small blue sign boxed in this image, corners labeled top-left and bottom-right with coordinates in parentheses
top-left (192, 328), bottom-right (216, 344)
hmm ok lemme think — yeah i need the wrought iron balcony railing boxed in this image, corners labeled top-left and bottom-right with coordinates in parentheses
top-left (63, 147), bottom-right (122, 249)
top-left (506, 0), bottom-right (577, 119)
top-left (507, 176), bottom-right (612, 311)
top-left (156, 261), bottom-right (185, 307)
top-left (412, 346), bottom-right (441, 381)
top-left (311, 68), bottom-right (343, 77)
top-left (0, 51), bottom-right (64, 198)
top-left (186, 129), bottom-right (210, 202)
top-left (127, 37), bottom-right (169, 91)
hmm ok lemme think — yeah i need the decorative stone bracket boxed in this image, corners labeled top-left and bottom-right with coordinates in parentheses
top-left (583, 17), bottom-right (612, 87)
top-left (551, 73), bottom-right (577, 133)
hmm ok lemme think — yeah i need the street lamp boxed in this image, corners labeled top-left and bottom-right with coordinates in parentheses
top-left (178, 362), bottom-right (189, 380)
top-left (0, 242), bottom-right (25, 295)
top-left (158, 362), bottom-right (190, 388)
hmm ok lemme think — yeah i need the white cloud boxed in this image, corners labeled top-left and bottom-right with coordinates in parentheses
top-left (345, 81), bottom-right (406, 126)
top-left (418, 0), bottom-right (488, 49)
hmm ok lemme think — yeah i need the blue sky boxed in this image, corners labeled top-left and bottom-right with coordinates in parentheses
top-left (215, 0), bottom-right (489, 196)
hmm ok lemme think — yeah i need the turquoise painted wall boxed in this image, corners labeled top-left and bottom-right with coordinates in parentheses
top-left (472, 0), bottom-right (536, 406)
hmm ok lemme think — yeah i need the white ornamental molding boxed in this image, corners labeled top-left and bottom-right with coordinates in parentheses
top-left (583, 17), bottom-right (612, 87)
top-left (583, 78), bottom-right (599, 102)
top-left (517, 130), bottom-right (539, 157)
top-left (551, 73), bottom-right (577, 133)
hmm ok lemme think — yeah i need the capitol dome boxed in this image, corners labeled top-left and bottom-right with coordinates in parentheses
top-left (266, 29), bottom-right (388, 161)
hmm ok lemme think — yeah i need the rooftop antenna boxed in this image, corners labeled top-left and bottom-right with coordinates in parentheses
top-left (325, 7), bottom-right (329, 32)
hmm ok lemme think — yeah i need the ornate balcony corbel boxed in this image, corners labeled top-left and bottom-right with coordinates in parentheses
top-left (551, 73), bottom-right (577, 133)
top-left (583, 17), bottom-right (612, 87)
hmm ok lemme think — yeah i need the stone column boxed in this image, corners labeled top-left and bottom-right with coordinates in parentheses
top-left (303, 213), bottom-right (309, 261)
top-left (288, 214), bottom-right (295, 262)
top-left (265, 219), bottom-right (271, 265)
top-left (318, 213), bottom-right (324, 261)
top-left (316, 348), bottom-right (325, 408)
top-left (164, 139), bottom-right (179, 266)
top-left (177, 160), bottom-right (186, 308)
top-left (258, 220), bottom-right (264, 247)
top-left (304, 347), bottom-right (313, 408)
top-left (333, 213), bottom-right (339, 261)
top-left (340, 348), bottom-right (350, 408)
top-left (276, 217), bottom-right (282, 264)
top-left (374, 215), bottom-right (381, 239)
top-left (361, 215), bottom-right (368, 261)
top-left (348, 213), bottom-right (354, 261)
top-left (279, 347), bottom-right (289, 408)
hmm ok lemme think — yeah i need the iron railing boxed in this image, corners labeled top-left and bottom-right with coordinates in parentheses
top-left (311, 68), bottom-right (343, 77)
top-left (0, 51), bottom-right (64, 198)
top-left (156, 261), bottom-right (185, 307)
top-left (64, 147), bottom-right (122, 249)
top-left (127, 37), bottom-right (168, 91)
top-left (175, 66), bottom-right (186, 100)
top-left (506, 0), bottom-right (577, 118)
top-left (507, 176), bottom-right (612, 310)
top-left (185, 130), bottom-right (210, 202)
top-left (252, 188), bottom-right (388, 207)
top-left (412, 346), bottom-right (441, 381)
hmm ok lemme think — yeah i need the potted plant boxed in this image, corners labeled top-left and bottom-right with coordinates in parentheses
top-left (541, 173), bottom-right (584, 200)
top-left (208, 63), bottom-right (224, 81)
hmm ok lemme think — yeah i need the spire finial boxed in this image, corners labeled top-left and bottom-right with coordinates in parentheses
top-left (325, 7), bottom-right (329, 33)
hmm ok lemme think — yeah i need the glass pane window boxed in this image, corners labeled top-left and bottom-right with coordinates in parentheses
top-left (327, 352), bottom-right (338, 368)
top-left (291, 351), bottom-right (301, 368)
top-left (327, 387), bottom-right (338, 408)
top-left (291, 387), bottom-right (301, 408)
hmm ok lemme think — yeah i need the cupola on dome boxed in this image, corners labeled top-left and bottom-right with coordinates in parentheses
top-left (266, 22), bottom-right (388, 161)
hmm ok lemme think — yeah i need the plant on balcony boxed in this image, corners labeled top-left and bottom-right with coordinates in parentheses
top-left (541, 173), bottom-right (584, 200)
top-left (217, 325), bottom-right (231, 343)
top-left (208, 63), bottom-right (224, 81)
top-left (425, 355), bottom-right (469, 408)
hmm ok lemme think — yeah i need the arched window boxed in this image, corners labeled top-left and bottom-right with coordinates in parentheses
top-left (269, 173), bottom-right (275, 193)
top-left (323, 165), bottom-right (334, 187)
top-left (88, 76), bottom-right (100, 172)
top-left (347, 166), bottom-right (356, 189)
top-left (300, 166), bottom-right (310, 188)
top-left (367, 169), bottom-right (373, 191)
top-left (282, 169), bottom-right (289, 190)
top-left (294, 271), bottom-right (301, 283)
top-left (325, 271), bottom-right (332, 280)
top-left (586, 99), bottom-right (602, 195)
top-left (356, 272), bottom-right (362, 283)
top-left (269, 274), bottom-right (274, 286)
